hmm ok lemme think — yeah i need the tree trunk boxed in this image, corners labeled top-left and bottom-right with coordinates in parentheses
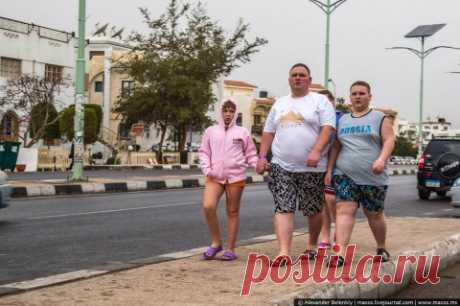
top-left (158, 122), bottom-right (168, 164)
top-left (178, 124), bottom-right (187, 152)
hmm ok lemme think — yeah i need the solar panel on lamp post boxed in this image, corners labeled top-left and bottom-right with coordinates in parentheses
top-left (308, 0), bottom-right (348, 89)
top-left (387, 24), bottom-right (460, 156)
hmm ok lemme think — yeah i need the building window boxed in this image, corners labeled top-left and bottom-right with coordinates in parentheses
top-left (432, 125), bottom-right (438, 130)
top-left (0, 111), bottom-right (19, 141)
top-left (236, 113), bottom-right (243, 126)
top-left (95, 81), bottom-right (104, 92)
top-left (254, 114), bottom-right (261, 125)
top-left (45, 64), bottom-right (63, 83)
top-left (121, 80), bottom-right (135, 97)
top-left (443, 126), bottom-right (448, 131)
top-left (0, 57), bottom-right (21, 79)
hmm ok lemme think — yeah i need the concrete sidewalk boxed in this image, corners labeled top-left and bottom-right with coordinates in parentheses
top-left (9, 168), bottom-right (417, 198)
top-left (0, 217), bottom-right (459, 305)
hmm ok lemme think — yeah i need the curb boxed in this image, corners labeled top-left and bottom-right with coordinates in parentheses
top-left (11, 175), bottom-right (269, 198)
top-left (10, 169), bottom-right (417, 198)
top-left (0, 228), bottom-right (308, 297)
top-left (81, 164), bottom-right (200, 171)
top-left (270, 232), bottom-right (460, 305)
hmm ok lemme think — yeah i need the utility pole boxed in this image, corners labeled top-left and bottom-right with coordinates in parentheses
top-left (71, 0), bottom-right (86, 181)
top-left (308, 0), bottom-right (348, 89)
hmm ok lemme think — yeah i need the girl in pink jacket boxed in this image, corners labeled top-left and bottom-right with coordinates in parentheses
top-left (199, 98), bottom-right (258, 261)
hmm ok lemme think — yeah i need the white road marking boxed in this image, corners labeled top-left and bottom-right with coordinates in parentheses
top-left (28, 201), bottom-right (200, 220)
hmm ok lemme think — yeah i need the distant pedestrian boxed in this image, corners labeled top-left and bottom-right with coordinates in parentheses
top-left (326, 81), bottom-right (395, 267)
top-left (199, 98), bottom-right (258, 261)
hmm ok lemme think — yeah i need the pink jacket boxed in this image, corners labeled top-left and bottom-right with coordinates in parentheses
top-left (199, 99), bottom-right (258, 184)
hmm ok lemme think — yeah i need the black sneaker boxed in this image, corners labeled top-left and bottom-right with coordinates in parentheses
top-left (376, 248), bottom-right (390, 262)
top-left (302, 249), bottom-right (317, 260)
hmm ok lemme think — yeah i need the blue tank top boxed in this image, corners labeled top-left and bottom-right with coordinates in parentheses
top-left (334, 109), bottom-right (388, 186)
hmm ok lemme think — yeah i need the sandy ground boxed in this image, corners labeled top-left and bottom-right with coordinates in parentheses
top-left (0, 217), bottom-right (459, 306)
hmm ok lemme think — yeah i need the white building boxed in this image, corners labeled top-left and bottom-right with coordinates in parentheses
top-left (396, 117), bottom-right (454, 147)
top-left (0, 16), bottom-right (77, 143)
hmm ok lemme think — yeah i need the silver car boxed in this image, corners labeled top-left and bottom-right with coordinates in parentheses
top-left (0, 170), bottom-right (11, 209)
top-left (447, 176), bottom-right (460, 208)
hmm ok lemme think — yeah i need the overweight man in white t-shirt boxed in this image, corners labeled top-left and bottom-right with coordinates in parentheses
top-left (256, 63), bottom-right (336, 264)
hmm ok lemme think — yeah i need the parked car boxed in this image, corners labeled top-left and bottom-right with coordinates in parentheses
top-left (0, 170), bottom-right (11, 209)
top-left (417, 138), bottom-right (460, 200)
top-left (447, 176), bottom-right (460, 207)
top-left (187, 142), bottom-right (200, 152)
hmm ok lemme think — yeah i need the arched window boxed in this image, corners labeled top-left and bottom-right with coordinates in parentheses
top-left (0, 111), bottom-right (19, 141)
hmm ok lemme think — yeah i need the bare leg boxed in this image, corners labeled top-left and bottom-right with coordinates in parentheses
top-left (224, 184), bottom-right (244, 252)
top-left (307, 212), bottom-right (323, 250)
top-left (202, 179), bottom-right (225, 247)
top-left (335, 201), bottom-right (358, 257)
top-left (318, 193), bottom-right (336, 244)
top-left (318, 209), bottom-right (330, 244)
top-left (274, 213), bottom-right (295, 256)
top-left (364, 209), bottom-right (387, 249)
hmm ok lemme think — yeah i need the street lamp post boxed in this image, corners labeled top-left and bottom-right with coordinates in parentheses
top-left (71, 0), bottom-right (87, 181)
top-left (308, 0), bottom-right (348, 88)
top-left (327, 78), bottom-right (336, 97)
top-left (387, 24), bottom-right (460, 156)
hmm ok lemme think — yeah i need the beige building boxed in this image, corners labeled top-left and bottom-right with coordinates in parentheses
top-left (86, 30), bottom-right (133, 149)
top-left (221, 80), bottom-right (258, 132)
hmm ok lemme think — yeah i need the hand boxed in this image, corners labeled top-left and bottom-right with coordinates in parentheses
top-left (324, 171), bottom-right (332, 186)
top-left (306, 150), bottom-right (321, 167)
top-left (256, 158), bottom-right (268, 174)
top-left (372, 159), bottom-right (385, 175)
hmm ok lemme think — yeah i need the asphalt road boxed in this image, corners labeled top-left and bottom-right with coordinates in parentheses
top-left (0, 175), bottom-right (458, 286)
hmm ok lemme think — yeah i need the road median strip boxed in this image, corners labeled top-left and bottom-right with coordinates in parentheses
top-left (10, 169), bottom-right (416, 198)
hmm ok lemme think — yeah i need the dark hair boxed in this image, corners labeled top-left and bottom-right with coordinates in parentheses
top-left (350, 80), bottom-right (371, 94)
top-left (222, 100), bottom-right (236, 110)
top-left (318, 89), bottom-right (335, 101)
top-left (290, 63), bottom-right (311, 75)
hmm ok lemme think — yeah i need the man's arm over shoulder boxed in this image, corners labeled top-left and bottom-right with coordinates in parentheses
top-left (317, 95), bottom-right (336, 129)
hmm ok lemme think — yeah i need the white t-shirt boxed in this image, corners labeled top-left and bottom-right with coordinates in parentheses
top-left (263, 92), bottom-right (336, 172)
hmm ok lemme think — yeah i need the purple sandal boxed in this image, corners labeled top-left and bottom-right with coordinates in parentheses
top-left (203, 245), bottom-right (222, 260)
top-left (220, 250), bottom-right (238, 261)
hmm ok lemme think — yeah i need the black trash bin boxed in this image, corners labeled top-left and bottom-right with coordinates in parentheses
top-left (0, 142), bottom-right (5, 170)
top-left (1, 141), bottom-right (21, 171)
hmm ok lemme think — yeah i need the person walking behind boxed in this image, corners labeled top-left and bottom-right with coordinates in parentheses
top-left (317, 89), bottom-right (342, 249)
top-left (256, 63), bottom-right (336, 264)
top-left (199, 98), bottom-right (258, 261)
top-left (326, 81), bottom-right (395, 267)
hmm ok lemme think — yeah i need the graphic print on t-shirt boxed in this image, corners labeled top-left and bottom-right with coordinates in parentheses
top-left (263, 93), bottom-right (336, 172)
top-left (280, 110), bottom-right (305, 123)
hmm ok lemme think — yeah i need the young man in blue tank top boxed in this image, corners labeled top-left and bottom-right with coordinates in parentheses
top-left (326, 81), bottom-right (395, 267)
